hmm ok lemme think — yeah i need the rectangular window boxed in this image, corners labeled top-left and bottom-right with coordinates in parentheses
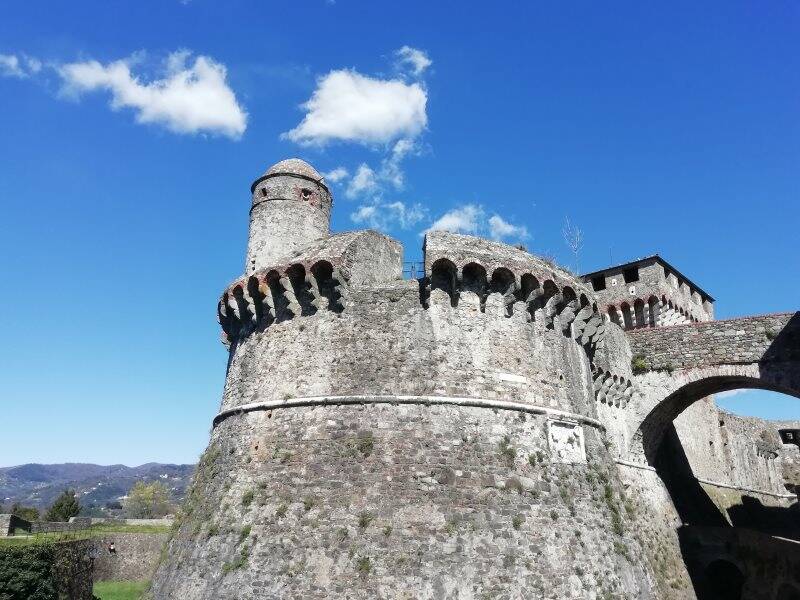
top-left (591, 276), bottom-right (606, 291)
top-left (623, 267), bottom-right (639, 283)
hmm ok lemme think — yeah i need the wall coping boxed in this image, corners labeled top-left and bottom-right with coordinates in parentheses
top-left (213, 394), bottom-right (606, 430)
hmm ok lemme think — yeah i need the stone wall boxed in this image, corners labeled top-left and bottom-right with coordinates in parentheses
top-left (628, 312), bottom-right (799, 371)
top-left (153, 232), bottom-right (685, 598)
top-left (155, 404), bottom-right (675, 599)
top-left (91, 532), bottom-right (168, 582)
top-left (672, 400), bottom-right (789, 497)
top-left (678, 526), bottom-right (800, 599)
top-left (0, 514), bottom-right (29, 537)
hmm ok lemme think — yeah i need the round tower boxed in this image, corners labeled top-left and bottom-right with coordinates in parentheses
top-left (245, 158), bottom-right (332, 273)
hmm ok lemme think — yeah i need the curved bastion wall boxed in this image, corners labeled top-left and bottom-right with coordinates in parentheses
top-left (152, 159), bottom-right (709, 599)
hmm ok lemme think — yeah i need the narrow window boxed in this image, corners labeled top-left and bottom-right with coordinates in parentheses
top-left (261, 188), bottom-right (267, 197)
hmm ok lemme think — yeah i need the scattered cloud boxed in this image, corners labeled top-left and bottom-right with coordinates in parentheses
top-left (0, 53), bottom-right (41, 78)
top-left (346, 164), bottom-right (378, 199)
top-left (323, 167), bottom-right (349, 183)
top-left (283, 69), bottom-right (427, 146)
top-left (716, 389), bottom-right (750, 399)
top-left (58, 50), bottom-right (247, 138)
top-left (395, 46), bottom-right (432, 77)
top-left (489, 215), bottom-right (529, 241)
top-left (351, 200), bottom-right (428, 231)
top-left (424, 204), bottom-right (529, 242)
top-left (427, 204), bottom-right (484, 236)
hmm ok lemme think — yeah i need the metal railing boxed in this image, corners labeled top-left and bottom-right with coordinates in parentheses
top-left (403, 261), bottom-right (425, 280)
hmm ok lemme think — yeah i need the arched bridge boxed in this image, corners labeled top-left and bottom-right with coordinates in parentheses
top-left (623, 312), bottom-right (800, 463)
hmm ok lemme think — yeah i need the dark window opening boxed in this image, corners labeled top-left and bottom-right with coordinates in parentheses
top-left (591, 276), bottom-right (606, 291)
top-left (623, 267), bottom-right (639, 283)
top-left (261, 188), bottom-right (267, 197)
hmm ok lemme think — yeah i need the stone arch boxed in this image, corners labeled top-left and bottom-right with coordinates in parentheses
top-left (430, 258), bottom-right (458, 307)
top-left (247, 275), bottom-right (265, 324)
top-left (286, 263), bottom-right (316, 316)
top-left (489, 268), bottom-right (517, 317)
top-left (518, 273), bottom-right (539, 302)
top-left (634, 299), bottom-right (645, 329)
top-left (621, 302), bottom-right (633, 329)
top-left (647, 296), bottom-right (659, 327)
top-left (608, 305), bottom-right (622, 326)
top-left (628, 363), bottom-right (800, 464)
top-left (461, 262), bottom-right (489, 310)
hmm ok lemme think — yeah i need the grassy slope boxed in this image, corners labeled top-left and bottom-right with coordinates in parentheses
top-left (94, 580), bottom-right (150, 600)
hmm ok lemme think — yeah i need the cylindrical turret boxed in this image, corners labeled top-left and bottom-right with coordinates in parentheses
top-left (246, 158), bottom-right (332, 273)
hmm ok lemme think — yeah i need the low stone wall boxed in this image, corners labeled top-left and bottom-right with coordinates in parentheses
top-left (0, 514), bottom-right (31, 537)
top-left (30, 520), bottom-right (85, 534)
top-left (91, 532), bottom-right (168, 582)
top-left (69, 517), bottom-right (174, 527)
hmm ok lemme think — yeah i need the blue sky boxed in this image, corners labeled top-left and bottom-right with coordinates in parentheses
top-left (0, 1), bottom-right (797, 466)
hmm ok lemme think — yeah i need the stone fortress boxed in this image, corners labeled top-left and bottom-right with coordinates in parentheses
top-left (153, 159), bottom-right (800, 599)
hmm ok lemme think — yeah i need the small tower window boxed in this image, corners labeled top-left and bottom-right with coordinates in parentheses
top-left (623, 267), bottom-right (639, 283)
top-left (591, 276), bottom-right (606, 291)
top-left (261, 188), bottom-right (267, 197)
top-left (301, 188), bottom-right (313, 200)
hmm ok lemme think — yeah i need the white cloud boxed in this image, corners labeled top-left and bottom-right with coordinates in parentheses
top-left (426, 204), bottom-right (485, 235)
top-left (346, 164), bottom-right (378, 198)
top-left (58, 50), bottom-right (247, 138)
top-left (0, 53), bottom-right (41, 78)
top-left (351, 200), bottom-right (427, 231)
top-left (424, 204), bottom-right (529, 242)
top-left (323, 167), bottom-right (349, 183)
top-left (716, 389), bottom-right (750, 399)
top-left (395, 46), bottom-right (432, 77)
top-left (381, 138), bottom-right (416, 189)
top-left (489, 215), bottom-right (529, 241)
top-left (283, 69), bottom-right (427, 146)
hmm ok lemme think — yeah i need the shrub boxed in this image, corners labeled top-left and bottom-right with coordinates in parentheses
top-left (241, 490), bottom-right (254, 507)
top-left (358, 512), bottom-right (373, 529)
top-left (275, 503), bottom-right (288, 519)
top-left (356, 557), bottom-right (371, 576)
top-left (512, 515), bottom-right (524, 530)
top-left (45, 490), bottom-right (81, 522)
top-left (498, 436), bottom-right (517, 465)
top-left (239, 525), bottom-right (251, 543)
top-left (125, 481), bottom-right (171, 518)
top-left (631, 355), bottom-right (648, 375)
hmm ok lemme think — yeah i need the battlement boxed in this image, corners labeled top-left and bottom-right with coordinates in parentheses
top-left (423, 231), bottom-right (609, 353)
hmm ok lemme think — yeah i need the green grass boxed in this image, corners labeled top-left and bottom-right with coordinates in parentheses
top-left (93, 580), bottom-right (150, 600)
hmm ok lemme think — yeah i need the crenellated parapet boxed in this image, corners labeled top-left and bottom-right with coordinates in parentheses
top-left (422, 231), bottom-right (610, 356)
top-left (218, 259), bottom-right (349, 343)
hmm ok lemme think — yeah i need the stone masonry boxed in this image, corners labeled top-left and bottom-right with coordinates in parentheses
top-left (152, 158), bottom-right (800, 600)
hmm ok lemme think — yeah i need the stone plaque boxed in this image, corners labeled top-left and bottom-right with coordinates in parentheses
top-left (547, 420), bottom-right (586, 464)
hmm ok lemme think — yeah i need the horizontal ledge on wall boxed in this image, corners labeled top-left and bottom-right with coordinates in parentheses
top-left (213, 394), bottom-right (605, 430)
top-left (614, 460), bottom-right (797, 499)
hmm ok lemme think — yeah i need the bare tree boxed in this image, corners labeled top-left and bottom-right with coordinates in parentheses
top-left (562, 217), bottom-right (584, 273)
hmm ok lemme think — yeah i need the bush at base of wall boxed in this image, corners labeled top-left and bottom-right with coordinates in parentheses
top-left (0, 539), bottom-right (94, 600)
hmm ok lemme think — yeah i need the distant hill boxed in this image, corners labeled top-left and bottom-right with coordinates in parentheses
top-left (0, 463), bottom-right (196, 512)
